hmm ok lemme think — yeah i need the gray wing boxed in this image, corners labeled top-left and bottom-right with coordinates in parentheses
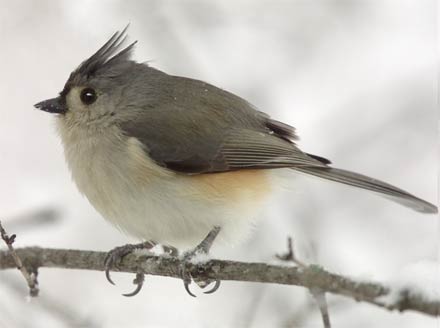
top-left (120, 75), bottom-right (322, 173)
top-left (121, 110), bottom-right (323, 173)
top-left (120, 75), bottom-right (437, 214)
top-left (212, 129), bottom-right (326, 171)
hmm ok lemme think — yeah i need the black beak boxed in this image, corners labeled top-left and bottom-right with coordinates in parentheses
top-left (34, 97), bottom-right (67, 114)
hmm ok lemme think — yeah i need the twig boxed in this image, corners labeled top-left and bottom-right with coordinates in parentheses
top-left (310, 288), bottom-right (331, 328)
top-left (0, 221), bottom-right (39, 297)
top-left (0, 247), bottom-right (438, 317)
top-left (277, 237), bottom-right (331, 328)
top-left (276, 237), bottom-right (306, 268)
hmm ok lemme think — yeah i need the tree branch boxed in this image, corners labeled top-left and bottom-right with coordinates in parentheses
top-left (0, 221), bottom-right (39, 296)
top-left (0, 247), bottom-right (438, 317)
top-left (277, 237), bottom-right (331, 328)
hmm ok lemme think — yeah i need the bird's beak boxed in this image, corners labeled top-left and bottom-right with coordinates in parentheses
top-left (34, 97), bottom-right (67, 114)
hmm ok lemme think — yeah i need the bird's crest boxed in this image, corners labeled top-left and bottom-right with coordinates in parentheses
top-left (61, 25), bottom-right (136, 96)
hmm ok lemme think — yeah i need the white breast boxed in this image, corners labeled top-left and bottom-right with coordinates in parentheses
top-left (56, 120), bottom-right (271, 249)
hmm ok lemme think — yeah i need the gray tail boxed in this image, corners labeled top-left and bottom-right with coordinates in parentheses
top-left (292, 167), bottom-right (437, 214)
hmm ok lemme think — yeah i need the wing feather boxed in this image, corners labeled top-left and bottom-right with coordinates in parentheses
top-left (215, 129), bottom-right (326, 170)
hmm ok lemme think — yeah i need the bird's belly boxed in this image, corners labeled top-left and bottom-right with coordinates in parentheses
top-left (93, 171), bottom-right (271, 249)
top-left (79, 167), bottom-right (272, 249)
top-left (61, 130), bottom-right (271, 249)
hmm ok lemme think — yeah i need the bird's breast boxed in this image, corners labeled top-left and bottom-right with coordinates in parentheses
top-left (57, 121), bottom-right (168, 213)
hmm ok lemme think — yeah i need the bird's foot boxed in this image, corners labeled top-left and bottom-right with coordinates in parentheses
top-left (104, 240), bottom-right (158, 297)
top-left (179, 226), bottom-right (222, 297)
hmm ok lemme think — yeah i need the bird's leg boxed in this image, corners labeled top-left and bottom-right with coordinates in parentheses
top-left (104, 240), bottom-right (158, 297)
top-left (180, 226), bottom-right (221, 297)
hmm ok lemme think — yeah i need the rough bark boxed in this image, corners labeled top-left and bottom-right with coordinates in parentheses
top-left (0, 247), bottom-right (438, 317)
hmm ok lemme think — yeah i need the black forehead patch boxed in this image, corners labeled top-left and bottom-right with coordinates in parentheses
top-left (63, 25), bottom-right (137, 92)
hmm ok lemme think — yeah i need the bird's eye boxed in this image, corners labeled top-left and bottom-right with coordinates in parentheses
top-left (80, 88), bottom-right (97, 105)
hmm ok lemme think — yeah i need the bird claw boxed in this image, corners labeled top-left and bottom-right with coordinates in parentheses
top-left (104, 244), bottom-right (138, 285)
top-left (179, 263), bottom-right (221, 297)
top-left (103, 228), bottom-right (222, 297)
top-left (179, 250), bottom-right (221, 297)
top-left (105, 267), bottom-right (115, 285)
top-left (179, 256), bottom-right (197, 297)
top-left (183, 279), bottom-right (197, 298)
top-left (178, 226), bottom-right (222, 297)
top-left (182, 277), bottom-right (220, 297)
top-left (203, 279), bottom-right (221, 294)
top-left (122, 273), bottom-right (145, 297)
top-left (104, 241), bottom-right (155, 296)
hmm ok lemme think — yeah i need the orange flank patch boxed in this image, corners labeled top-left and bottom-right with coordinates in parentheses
top-left (188, 169), bottom-right (272, 203)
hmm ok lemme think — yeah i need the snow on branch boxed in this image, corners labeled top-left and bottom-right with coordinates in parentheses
top-left (0, 246), bottom-right (438, 317)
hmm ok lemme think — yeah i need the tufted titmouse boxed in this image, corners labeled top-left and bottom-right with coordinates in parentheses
top-left (35, 27), bottom-right (437, 296)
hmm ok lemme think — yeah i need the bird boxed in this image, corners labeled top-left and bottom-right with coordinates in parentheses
top-left (35, 26), bottom-right (437, 297)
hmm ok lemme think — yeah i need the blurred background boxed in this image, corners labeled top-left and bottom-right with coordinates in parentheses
top-left (0, 0), bottom-right (437, 327)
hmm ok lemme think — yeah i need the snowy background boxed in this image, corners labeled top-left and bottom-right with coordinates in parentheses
top-left (0, 1), bottom-right (438, 327)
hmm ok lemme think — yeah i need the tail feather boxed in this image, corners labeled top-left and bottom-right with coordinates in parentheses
top-left (292, 167), bottom-right (438, 214)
